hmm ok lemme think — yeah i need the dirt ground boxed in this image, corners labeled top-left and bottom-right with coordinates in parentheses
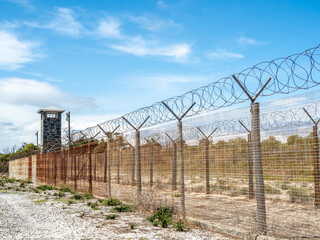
top-left (0, 178), bottom-right (230, 240)
top-left (70, 176), bottom-right (320, 239)
top-left (21, 174), bottom-right (320, 239)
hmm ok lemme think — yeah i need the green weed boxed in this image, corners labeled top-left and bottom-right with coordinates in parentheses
top-left (147, 206), bottom-right (172, 228)
top-left (106, 214), bottom-right (118, 220)
top-left (71, 194), bottom-right (84, 200)
top-left (111, 204), bottom-right (132, 213)
top-left (173, 220), bottom-right (189, 232)
top-left (54, 191), bottom-right (65, 198)
top-left (37, 185), bottom-right (57, 191)
top-left (264, 184), bottom-right (281, 194)
top-left (103, 198), bottom-right (122, 206)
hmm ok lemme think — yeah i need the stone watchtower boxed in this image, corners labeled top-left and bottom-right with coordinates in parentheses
top-left (37, 106), bottom-right (65, 151)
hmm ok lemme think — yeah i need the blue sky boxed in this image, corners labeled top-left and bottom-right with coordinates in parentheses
top-left (0, 0), bottom-right (320, 149)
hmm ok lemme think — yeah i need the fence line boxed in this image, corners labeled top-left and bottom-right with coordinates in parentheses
top-left (9, 44), bottom-right (320, 238)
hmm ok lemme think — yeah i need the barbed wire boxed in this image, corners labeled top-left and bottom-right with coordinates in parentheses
top-left (38, 97), bottom-right (320, 153)
top-left (69, 44), bottom-right (320, 141)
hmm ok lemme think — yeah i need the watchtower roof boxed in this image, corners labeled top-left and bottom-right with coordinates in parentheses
top-left (37, 106), bottom-right (65, 114)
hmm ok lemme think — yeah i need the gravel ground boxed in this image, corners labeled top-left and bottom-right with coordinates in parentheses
top-left (0, 190), bottom-right (229, 240)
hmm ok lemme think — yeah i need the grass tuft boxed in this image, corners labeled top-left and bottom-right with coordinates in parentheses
top-left (147, 206), bottom-right (172, 228)
top-left (103, 198), bottom-right (122, 206)
top-left (106, 214), bottom-right (118, 220)
top-left (111, 204), bottom-right (132, 212)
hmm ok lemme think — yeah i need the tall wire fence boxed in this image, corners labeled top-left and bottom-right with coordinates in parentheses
top-left (11, 44), bottom-right (320, 239)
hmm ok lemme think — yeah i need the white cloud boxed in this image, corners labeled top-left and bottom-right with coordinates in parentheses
top-left (157, 0), bottom-right (167, 9)
top-left (125, 73), bottom-right (208, 95)
top-left (25, 8), bottom-right (82, 37)
top-left (138, 74), bottom-right (205, 84)
top-left (0, 31), bottom-right (41, 70)
top-left (0, 78), bottom-right (95, 110)
top-left (208, 49), bottom-right (244, 60)
top-left (5, 0), bottom-right (34, 10)
top-left (96, 17), bottom-right (122, 38)
top-left (109, 36), bottom-right (191, 60)
top-left (126, 15), bottom-right (178, 31)
top-left (237, 37), bottom-right (269, 46)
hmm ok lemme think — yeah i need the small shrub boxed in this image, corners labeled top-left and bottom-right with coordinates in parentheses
top-left (54, 191), bottom-right (65, 198)
top-left (0, 180), bottom-right (5, 187)
top-left (172, 193), bottom-right (181, 198)
top-left (6, 187), bottom-right (13, 190)
top-left (3, 177), bottom-right (15, 183)
top-left (106, 214), bottom-right (118, 220)
top-left (84, 193), bottom-right (94, 199)
top-left (15, 188), bottom-right (21, 191)
top-left (147, 206), bottom-right (172, 228)
top-left (87, 201), bottom-right (100, 210)
top-left (264, 184), bottom-right (281, 194)
top-left (33, 188), bottom-right (40, 194)
top-left (80, 212), bottom-right (85, 218)
top-left (20, 182), bottom-right (26, 188)
top-left (71, 194), bottom-right (84, 200)
top-left (238, 188), bottom-right (249, 195)
top-left (112, 204), bottom-right (132, 212)
top-left (37, 185), bottom-right (56, 191)
top-left (68, 200), bottom-right (76, 205)
top-left (211, 179), bottom-right (230, 192)
top-left (130, 223), bottom-right (135, 229)
top-left (98, 199), bottom-right (104, 203)
top-left (59, 186), bottom-right (71, 192)
top-left (103, 198), bottom-right (121, 206)
top-left (280, 183), bottom-right (290, 190)
top-left (173, 220), bottom-right (189, 232)
top-left (289, 186), bottom-right (314, 203)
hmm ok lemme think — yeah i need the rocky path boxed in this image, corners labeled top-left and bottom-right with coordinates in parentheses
top-left (0, 191), bottom-right (229, 240)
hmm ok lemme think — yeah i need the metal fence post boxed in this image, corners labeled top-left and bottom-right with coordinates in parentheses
top-left (205, 138), bottom-right (210, 194)
top-left (63, 149), bottom-right (66, 184)
top-left (122, 116), bottom-right (150, 202)
top-left (162, 101), bottom-right (195, 220)
top-left (107, 137), bottom-right (111, 198)
top-left (233, 75), bottom-right (270, 234)
top-left (303, 108), bottom-right (320, 208)
top-left (88, 143), bottom-right (93, 194)
top-left (94, 154), bottom-right (97, 181)
top-left (178, 121), bottom-right (186, 219)
top-left (197, 127), bottom-right (216, 195)
top-left (150, 142), bottom-right (154, 188)
top-left (251, 102), bottom-right (267, 234)
top-left (131, 147), bottom-right (135, 186)
top-left (165, 133), bottom-right (177, 191)
top-left (97, 124), bottom-right (120, 198)
top-left (239, 120), bottom-right (255, 200)
top-left (117, 143), bottom-right (120, 184)
top-left (103, 151), bottom-right (107, 183)
top-left (313, 126), bottom-right (320, 207)
top-left (248, 133), bottom-right (255, 199)
top-left (73, 148), bottom-right (77, 190)
top-left (136, 131), bottom-right (141, 199)
top-left (172, 142), bottom-right (177, 191)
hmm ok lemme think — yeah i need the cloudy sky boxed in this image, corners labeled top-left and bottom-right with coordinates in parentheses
top-left (0, 0), bottom-right (320, 149)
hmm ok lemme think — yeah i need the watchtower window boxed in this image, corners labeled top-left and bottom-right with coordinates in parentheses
top-left (47, 113), bottom-right (57, 118)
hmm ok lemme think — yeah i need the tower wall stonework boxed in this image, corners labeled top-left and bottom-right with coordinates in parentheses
top-left (41, 112), bottom-right (62, 145)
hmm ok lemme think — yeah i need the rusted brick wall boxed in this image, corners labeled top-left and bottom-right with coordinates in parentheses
top-left (9, 155), bottom-right (37, 181)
